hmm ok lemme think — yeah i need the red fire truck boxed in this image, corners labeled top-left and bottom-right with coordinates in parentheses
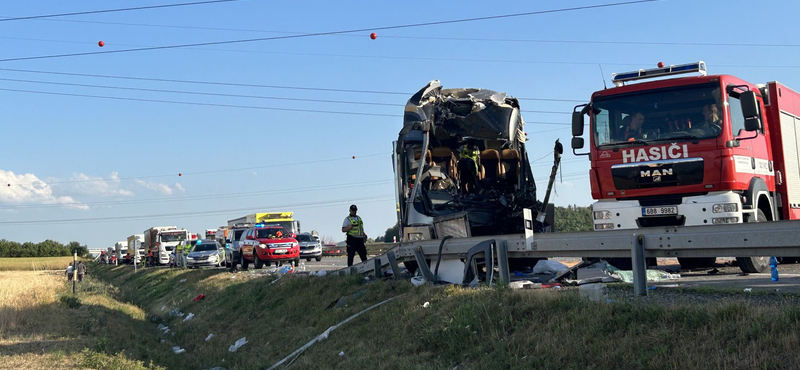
top-left (571, 61), bottom-right (800, 273)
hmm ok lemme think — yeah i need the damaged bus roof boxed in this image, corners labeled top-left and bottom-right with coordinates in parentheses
top-left (400, 80), bottom-right (523, 142)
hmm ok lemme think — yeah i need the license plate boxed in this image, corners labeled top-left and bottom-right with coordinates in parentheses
top-left (642, 206), bottom-right (678, 216)
top-left (274, 249), bottom-right (287, 254)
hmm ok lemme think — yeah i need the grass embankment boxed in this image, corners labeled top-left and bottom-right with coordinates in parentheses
top-left (0, 256), bottom-right (78, 271)
top-left (5, 264), bottom-right (800, 370)
top-left (84, 264), bottom-right (800, 370)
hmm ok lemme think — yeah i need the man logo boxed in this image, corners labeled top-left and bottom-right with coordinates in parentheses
top-left (600, 151), bottom-right (611, 159)
top-left (640, 168), bottom-right (673, 178)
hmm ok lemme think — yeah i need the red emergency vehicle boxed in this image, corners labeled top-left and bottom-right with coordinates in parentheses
top-left (572, 61), bottom-right (800, 273)
top-left (239, 224), bottom-right (300, 269)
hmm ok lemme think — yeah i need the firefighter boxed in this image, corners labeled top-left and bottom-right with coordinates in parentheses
top-left (457, 138), bottom-right (481, 193)
top-left (342, 204), bottom-right (368, 266)
top-left (622, 111), bottom-right (645, 140)
top-left (699, 103), bottom-right (722, 135)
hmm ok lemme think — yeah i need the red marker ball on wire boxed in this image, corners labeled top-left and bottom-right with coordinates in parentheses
top-left (98, 41), bottom-right (105, 47)
top-left (352, 156), bottom-right (356, 159)
top-left (370, 32), bottom-right (377, 40)
top-left (657, 61), bottom-right (664, 68)
top-left (178, 173), bottom-right (182, 176)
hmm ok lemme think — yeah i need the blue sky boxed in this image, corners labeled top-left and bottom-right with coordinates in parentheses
top-left (1, 0), bottom-right (799, 247)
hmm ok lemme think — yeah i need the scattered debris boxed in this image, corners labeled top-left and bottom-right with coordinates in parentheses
top-left (209, 367), bottom-right (227, 370)
top-left (169, 309), bottom-right (185, 317)
top-left (172, 346), bottom-right (186, 354)
top-left (266, 295), bottom-right (404, 370)
top-left (338, 351), bottom-right (345, 357)
top-left (533, 260), bottom-right (569, 275)
top-left (229, 337), bottom-right (248, 353)
top-left (647, 286), bottom-right (657, 290)
top-left (193, 294), bottom-right (205, 302)
top-left (411, 276), bottom-right (426, 286)
top-left (269, 275), bottom-right (282, 285)
top-left (744, 288), bottom-right (753, 292)
top-left (329, 289), bottom-right (368, 310)
top-left (577, 262), bottom-right (620, 284)
top-left (541, 283), bottom-right (562, 289)
top-left (315, 270), bottom-right (327, 277)
top-left (509, 280), bottom-right (541, 290)
top-left (179, 278), bottom-right (187, 283)
top-left (278, 265), bottom-right (295, 274)
top-left (160, 306), bottom-right (167, 311)
top-left (183, 313), bottom-right (194, 322)
top-left (579, 283), bottom-right (607, 302)
top-left (205, 334), bottom-right (215, 342)
top-left (160, 339), bottom-right (165, 343)
top-left (423, 301), bottom-right (430, 308)
top-left (708, 268), bottom-right (720, 275)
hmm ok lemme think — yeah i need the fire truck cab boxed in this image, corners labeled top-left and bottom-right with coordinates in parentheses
top-left (572, 61), bottom-right (800, 273)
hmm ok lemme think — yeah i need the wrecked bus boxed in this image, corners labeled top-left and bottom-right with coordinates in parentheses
top-left (393, 80), bottom-right (558, 247)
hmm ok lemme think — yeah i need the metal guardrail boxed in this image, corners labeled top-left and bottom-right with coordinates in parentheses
top-left (338, 220), bottom-right (800, 296)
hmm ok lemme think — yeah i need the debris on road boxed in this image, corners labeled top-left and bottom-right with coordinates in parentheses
top-left (172, 346), bottom-right (186, 354)
top-left (193, 294), bottom-right (205, 302)
top-left (338, 351), bottom-right (345, 356)
top-left (183, 313), bottom-right (194, 322)
top-left (229, 337), bottom-right (248, 353)
top-left (169, 308), bottom-right (184, 317)
top-left (423, 301), bottom-right (430, 308)
top-left (411, 276), bottom-right (426, 286)
top-left (205, 334), bottom-right (215, 342)
top-left (533, 260), bottom-right (569, 275)
top-left (509, 280), bottom-right (541, 290)
top-left (179, 278), bottom-right (187, 283)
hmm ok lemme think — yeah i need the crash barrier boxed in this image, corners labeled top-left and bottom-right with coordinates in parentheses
top-left (337, 220), bottom-right (800, 297)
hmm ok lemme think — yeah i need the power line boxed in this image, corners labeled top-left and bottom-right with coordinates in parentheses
top-left (0, 78), bottom-right (578, 114)
top-left (0, 77), bottom-right (404, 107)
top-left (0, 0), bottom-right (662, 63)
top-left (0, 195), bottom-right (394, 225)
top-left (1, 179), bottom-right (393, 209)
top-left (0, 0), bottom-right (246, 23)
top-left (0, 87), bottom-right (401, 118)
top-left (0, 66), bottom-right (581, 102)
top-left (8, 153), bottom-right (387, 186)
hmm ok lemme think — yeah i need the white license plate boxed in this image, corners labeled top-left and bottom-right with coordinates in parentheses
top-left (642, 206), bottom-right (678, 216)
top-left (274, 249), bottom-right (287, 254)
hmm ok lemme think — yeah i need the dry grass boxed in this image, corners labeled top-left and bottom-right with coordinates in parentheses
top-left (0, 257), bottom-right (77, 271)
top-left (0, 270), bottom-right (161, 369)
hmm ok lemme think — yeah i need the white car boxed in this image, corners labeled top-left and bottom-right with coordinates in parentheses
top-left (186, 239), bottom-right (225, 268)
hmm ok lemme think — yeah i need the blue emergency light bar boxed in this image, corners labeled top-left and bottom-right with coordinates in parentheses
top-left (611, 61), bottom-right (706, 87)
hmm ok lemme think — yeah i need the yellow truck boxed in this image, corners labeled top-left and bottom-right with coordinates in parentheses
top-left (227, 212), bottom-right (301, 234)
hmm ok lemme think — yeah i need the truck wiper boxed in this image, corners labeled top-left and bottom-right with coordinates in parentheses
top-left (599, 139), bottom-right (649, 148)
top-left (649, 135), bottom-right (701, 142)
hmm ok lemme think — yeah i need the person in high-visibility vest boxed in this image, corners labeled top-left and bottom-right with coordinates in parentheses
top-left (341, 204), bottom-right (368, 266)
top-left (457, 139), bottom-right (481, 194)
top-left (175, 242), bottom-right (183, 268)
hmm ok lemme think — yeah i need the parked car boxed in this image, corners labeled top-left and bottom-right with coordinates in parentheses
top-left (239, 225), bottom-right (300, 269)
top-left (296, 232), bottom-right (322, 262)
top-left (223, 224), bottom-right (251, 271)
top-left (186, 239), bottom-right (225, 268)
top-left (322, 243), bottom-right (346, 257)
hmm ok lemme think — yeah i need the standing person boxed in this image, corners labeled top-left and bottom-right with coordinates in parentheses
top-left (174, 242), bottom-right (182, 268)
top-left (342, 204), bottom-right (368, 266)
top-left (65, 263), bottom-right (74, 282)
top-left (77, 261), bottom-right (86, 282)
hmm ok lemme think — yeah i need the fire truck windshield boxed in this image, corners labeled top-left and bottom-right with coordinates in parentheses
top-left (160, 233), bottom-right (186, 243)
top-left (592, 83), bottom-right (722, 147)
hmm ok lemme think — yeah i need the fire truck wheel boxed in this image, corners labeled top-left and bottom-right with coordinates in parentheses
top-left (737, 209), bottom-right (769, 273)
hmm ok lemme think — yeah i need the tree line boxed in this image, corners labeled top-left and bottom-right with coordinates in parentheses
top-left (0, 239), bottom-right (89, 258)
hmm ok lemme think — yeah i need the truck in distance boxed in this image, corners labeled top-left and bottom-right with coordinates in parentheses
top-left (143, 226), bottom-right (188, 266)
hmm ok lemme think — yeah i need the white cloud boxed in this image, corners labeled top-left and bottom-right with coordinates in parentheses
top-left (174, 182), bottom-right (185, 192)
top-left (0, 169), bottom-right (87, 209)
top-left (48, 172), bottom-right (135, 198)
top-left (135, 179), bottom-right (179, 195)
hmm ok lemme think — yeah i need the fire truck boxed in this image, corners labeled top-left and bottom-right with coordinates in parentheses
top-left (571, 61), bottom-right (800, 273)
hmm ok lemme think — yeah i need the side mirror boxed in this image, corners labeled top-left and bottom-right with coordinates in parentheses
top-left (741, 91), bottom-right (761, 132)
top-left (572, 111), bottom-right (585, 136)
top-left (571, 137), bottom-right (584, 150)
top-left (246, 235), bottom-right (254, 240)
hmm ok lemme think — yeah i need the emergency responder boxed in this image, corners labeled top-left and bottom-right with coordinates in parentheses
top-left (622, 112), bottom-right (645, 141)
top-left (175, 241), bottom-right (184, 268)
top-left (699, 103), bottom-right (722, 135)
top-left (457, 138), bottom-right (481, 193)
top-left (342, 204), bottom-right (368, 266)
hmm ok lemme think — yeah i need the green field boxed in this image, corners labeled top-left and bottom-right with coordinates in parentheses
top-left (0, 256), bottom-right (78, 271)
